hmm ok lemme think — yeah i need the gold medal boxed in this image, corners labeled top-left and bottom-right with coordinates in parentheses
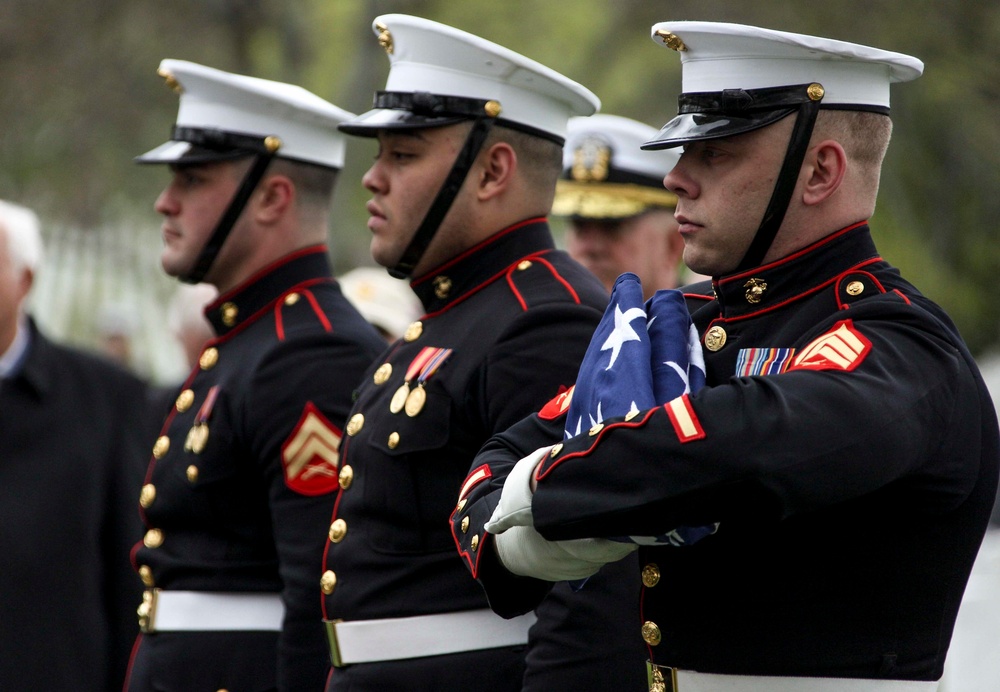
top-left (192, 425), bottom-right (209, 454)
top-left (389, 383), bottom-right (410, 414)
top-left (404, 385), bottom-right (426, 417)
top-left (185, 423), bottom-right (209, 454)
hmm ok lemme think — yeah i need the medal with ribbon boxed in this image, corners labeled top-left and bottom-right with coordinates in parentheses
top-left (389, 347), bottom-right (453, 416)
top-left (184, 385), bottom-right (220, 454)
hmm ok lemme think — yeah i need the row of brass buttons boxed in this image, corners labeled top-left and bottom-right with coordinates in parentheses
top-left (642, 562), bottom-right (662, 647)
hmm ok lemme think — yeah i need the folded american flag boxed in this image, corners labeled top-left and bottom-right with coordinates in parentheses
top-left (565, 272), bottom-right (715, 548)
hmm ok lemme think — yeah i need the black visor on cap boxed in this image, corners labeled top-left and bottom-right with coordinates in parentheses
top-left (338, 91), bottom-right (496, 137)
top-left (642, 109), bottom-right (796, 150)
top-left (135, 126), bottom-right (275, 164)
top-left (642, 83), bottom-right (832, 150)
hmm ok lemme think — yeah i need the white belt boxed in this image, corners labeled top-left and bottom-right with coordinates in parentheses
top-left (137, 589), bottom-right (285, 633)
top-left (325, 609), bottom-right (537, 667)
top-left (649, 665), bottom-right (940, 692)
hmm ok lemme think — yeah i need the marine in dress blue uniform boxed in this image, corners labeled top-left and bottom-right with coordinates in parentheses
top-left (123, 61), bottom-right (385, 691)
top-left (318, 15), bottom-right (614, 691)
top-left (456, 22), bottom-right (1000, 692)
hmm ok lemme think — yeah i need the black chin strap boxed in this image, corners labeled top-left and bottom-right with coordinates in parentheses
top-left (736, 96), bottom-right (823, 272)
top-left (181, 144), bottom-right (280, 284)
top-left (389, 116), bottom-right (497, 279)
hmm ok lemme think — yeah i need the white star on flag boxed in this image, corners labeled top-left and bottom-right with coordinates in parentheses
top-left (563, 272), bottom-right (715, 568)
top-left (600, 305), bottom-right (647, 369)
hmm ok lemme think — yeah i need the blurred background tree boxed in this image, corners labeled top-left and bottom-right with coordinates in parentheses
top-left (1, 0), bottom-right (997, 380)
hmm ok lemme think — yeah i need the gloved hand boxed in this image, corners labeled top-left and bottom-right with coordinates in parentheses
top-left (494, 525), bottom-right (638, 581)
top-left (484, 445), bottom-right (552, 534)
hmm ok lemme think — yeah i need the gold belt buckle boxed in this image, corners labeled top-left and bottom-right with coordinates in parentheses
top-left (324, 619), bottom-right (345, 668)
top-left (647, 662), bottom-right (678, 692)
top-left (136, 588), bottom-right (160, 633)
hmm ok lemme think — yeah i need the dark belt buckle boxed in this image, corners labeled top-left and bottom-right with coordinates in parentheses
top-left (647, 662), bottom-right (678, 692)
top-left (324, 619), bottom-right (345, 668)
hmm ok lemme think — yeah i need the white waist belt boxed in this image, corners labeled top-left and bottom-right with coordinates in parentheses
top-left (138, 589), bottom-right (285, 633)
top-left (650, 665), bottom-right (940, 692)
top-left (325, 609), bottom-right (537, 667)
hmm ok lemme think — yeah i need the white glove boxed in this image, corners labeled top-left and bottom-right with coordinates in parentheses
top-left (494, 525), bottom-right (638, 581)
top-left (484, 445), bottom-right (552, 534)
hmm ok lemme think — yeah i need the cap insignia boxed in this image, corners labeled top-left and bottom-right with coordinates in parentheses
top-left (376, 21), bottom-right (394, 55)
top-left (571, 135), bottom-right (612, 183)
top-left (655, 30), bottom-right (687, 52)
top-left (157, 67), bottom-right (182, 94)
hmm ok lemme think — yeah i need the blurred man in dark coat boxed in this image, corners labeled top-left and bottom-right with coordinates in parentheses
top-left (0, 199), bottom-right (150, 691)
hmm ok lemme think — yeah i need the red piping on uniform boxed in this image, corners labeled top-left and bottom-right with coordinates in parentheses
top-left (536, 405), bottom-right (660, 480)
top-left (321, 431), bottom-right (355, 621)
top-left (122, 634), bottom-right (143, 692)
top-left (421, 249), bottom-right (553, 319)
top-left (717, 221), bottom-right (869, 286)
top-left (504, 253), bottom-right (581, 313)
top-left (451, 465), bottom-right (493, 577)
top-left (834, 270), bottom-right (888, 310)
top-left (713, 256), bottom-right (883, 325)
top-left (683, 293), bottom-right (714, 303)
top-left (275, 287), bottom-right (333, 340)
top-left (531, 256), bottom-right (580, 304)
top-left (893, 289), bottom-right (911, 305)
top-left (410, 218), bottom-right (545, 288)
top-left (207, 245), bottom-right (327, 306)
top-left (303, 290), bottom-right (333, 332)
top-left (506, 272), bottom-right (529, 310)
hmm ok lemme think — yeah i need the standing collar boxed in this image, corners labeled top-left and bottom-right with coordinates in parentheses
top-left (205, 245), bottom-right (333, 336)
top-left (712, 222), bottom-right (880, 318)
top-left (409, 217), bottom-right (556, 313)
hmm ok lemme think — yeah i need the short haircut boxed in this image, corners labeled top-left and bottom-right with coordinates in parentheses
top-left (811, 110), bottom-right (892, 198)
top-left (269, 158), bottom-right (339, 212)
top-left (815, 110), bottom-right (893, 170)
top-left (0, 200), bottom-right (44, 273)
top-left (487, 124), bottom-right (563, 191)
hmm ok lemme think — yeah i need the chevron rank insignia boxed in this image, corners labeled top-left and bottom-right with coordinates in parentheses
top-left (281, 402), bottom-right (342, 496)
top-left (538, 385), bottom-right (575, 421)
top-left (788, 320), bottom-right (871, 373)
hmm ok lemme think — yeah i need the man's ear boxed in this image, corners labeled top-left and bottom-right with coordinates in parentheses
top-left (254, 174), bottom-right (295, 223)
top-left (801, 140), bottom-right (846, 206)
top-left (476, 142), bottom-right (516, 201)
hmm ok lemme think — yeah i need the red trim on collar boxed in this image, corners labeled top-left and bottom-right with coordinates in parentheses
top-left (410, 218), bottom-right (546, 288)
top-left (713, 256), bottom-right (883, 325)
top-left (717, 221), bottom-right (869, 287)
top-left (207, 245), bottom-right (328, 306)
